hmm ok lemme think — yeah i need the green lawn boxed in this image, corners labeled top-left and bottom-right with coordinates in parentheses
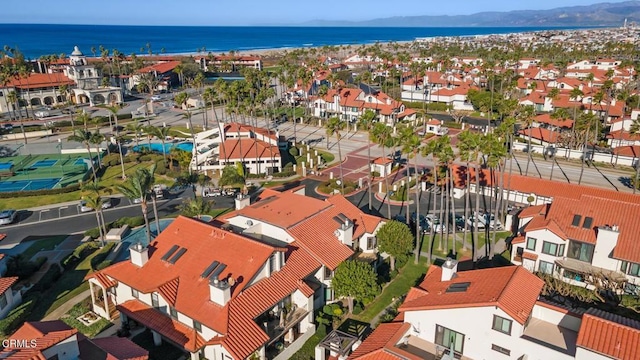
top-left (21, 235), bottom-right (68, 261)
top-left (61, 297), bottom-right (113, 337)
top-left (354, 258), bottom-right (428, 323)
top-left (420, 230), bottom-right (512, 260)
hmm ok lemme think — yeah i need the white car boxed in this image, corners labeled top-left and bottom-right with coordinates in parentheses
top-left (151, 95), bottom-right (161, 101)
top-left (466, 215), bottom-right (486, 229)
top-left (79, 198), bottom-right (111, 213)
top-left (34, 111), bottom-right (50, 118)
top-left (0, 210), bottom-right (17, 225)
top-left (425, 215), bottom-right (447, 233)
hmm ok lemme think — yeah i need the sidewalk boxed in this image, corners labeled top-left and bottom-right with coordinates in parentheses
top-left (42, 289), bottom-right (91, 321)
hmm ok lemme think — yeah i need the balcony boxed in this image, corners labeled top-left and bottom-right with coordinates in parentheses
top-left (395, 336), bottom-right (473, 360)
top-left (522, 318), bottom-right (577, 356)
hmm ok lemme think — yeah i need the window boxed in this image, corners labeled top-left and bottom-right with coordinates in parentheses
top-left (435, 325), bottom-right (464, 354)
top-left (151, 293), bottom-right (159, 308)
top-left (621, 261), bottom-right (628, 273)
top-left (526, 238), bottom-right (536, 251)
top-left (542, 241), bottom-right (558, 256)
top-left (558, 244), bottom-right (565, 257)
top-left (170, 307), bottom-right (178, 319)
top-left (0, 293), bottom-right (6, 309)
top-left (492, 315), bottom-right (512, 335)
top-left (539, 261), bottom-right (555, 275)
top-left (491, 344), bottom-right (511, 356)
top-left (324, 266), bottom-right (333, 279)
top-left (324, 288), bottom-right (333, 302)
top-left (582, 217), bottom-right (593, 229)
top-left (131, 289), bottom-right (139, 299)
top-left (568, 241), bottom-right (595, 263)
top-left (630, 263), bottom-right (640, 277)
top-left (193, 320), bottom-right (202, 332)
top-left (269, 253), bottom-right (278, 274)
top-left (366, 237), bottom-right (376, 250)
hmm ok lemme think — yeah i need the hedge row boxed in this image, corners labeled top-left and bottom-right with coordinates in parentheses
top-left (90, 243), bottom-right (115, 271)
top-left (62, 242), bottom-right (99, 269)
top-left (0, 183), bottom-right (82, 198)
top-left (0, 296), bottom-right (36, 336)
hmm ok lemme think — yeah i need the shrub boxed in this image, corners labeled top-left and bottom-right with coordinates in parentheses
top-left (371, 171), bottom-right (380, 178)
top-left (90, 243), bottom-right (115, 271)
top-left (0, 297), bottom-right (36, 336)
top-left (0, 183), bottom-right (82, 198)
top-left (272, 171), bottom-right (296, 178)
top-left (6, 255), bottom-right (46, 279)
top-left (155, 165), bottom-right (167, 175)
top-left (117, 113), bottom-right (133, 120)
top-left (283, 163), bottom-right (294, 171)
top-left (139, 154), bottom-right (153, 162)
top-left (32, 264), bottom-right (62, 292)
top-left (352, 301), bottom-right (364, 315)
top-left (95, 260), bottom-right (112, 271)
top-left (289, 147), bottom-right (299, 157)
top-left (123, 154), bottom-right (137, 163)
top-left (246, 173), bottom-right (266, 179)
top-left (102, 153), bottom-right (121, 166)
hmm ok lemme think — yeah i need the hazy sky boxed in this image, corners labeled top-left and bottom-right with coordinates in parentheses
top-left (0, 0), bottom-right (628, 26)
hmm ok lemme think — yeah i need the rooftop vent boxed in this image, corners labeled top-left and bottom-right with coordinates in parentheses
top-left (445, 282), bottom-right (471, 293)
top-left (161, 245), bottom-right (180, 262)
top-left (167, 247), bottom-right (187, 264)
top-left (571, 214), bottom-right (582, 227)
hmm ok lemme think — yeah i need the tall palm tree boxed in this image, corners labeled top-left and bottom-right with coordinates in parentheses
top-left (398, 126), bottom-right (415, 224)
top-left (174, 92), bottom-right (197, 174)
top-left (326, 116), bottom-right (346, 193)
top-left (116, 166), bottom-right (154, 244)
top-left (103, 105), bottom-right (126, 179)
top-left (371, 123), bottom-right (393, 219)
top-left (6, 91), bottom-right (27, 144)
top-left (84, 194), bottom-right (107, 246)
top-left (148, 164), bottom-right (161, 234)
top-left (421, 138), bottom-right (442, 258)
top-left (67, 129), bottom-right (100, 180)
top-left (126, 120), bottom-right (144, 148)
top-left (577, 111), bottom-right (598, 185)
top-left (480, 133), bottom-right (507, 259)
top-left (436, 136), bottom-right (454, 254)
top-left (144, 125), bottom-right (171, 168)
top-left (457, 130), bottom-right (480, 255)
top-left (401, 131), bottom-right (423, 263)
top-left (517, 105), bottom-right (536, 176)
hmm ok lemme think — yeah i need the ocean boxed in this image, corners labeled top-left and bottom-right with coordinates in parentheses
top-left (0, 24), bottom-right (593, 59)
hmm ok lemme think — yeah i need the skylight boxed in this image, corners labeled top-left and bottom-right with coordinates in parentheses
top-left (445, 282), bottom-right (471, 293)
top-left (571, 214), bottom-right (582, 227)
top-left (168, 248), bottom-right (187, 264)
top-left (201, 261), bottom-right (220, 278)
top-left (160, 245), bottom-right (180, 261)
top-left (582, 217), bottom-right (593, 229)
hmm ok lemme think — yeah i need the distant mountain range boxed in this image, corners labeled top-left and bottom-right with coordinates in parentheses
top-left (301, 1), bottom-right (640, 27)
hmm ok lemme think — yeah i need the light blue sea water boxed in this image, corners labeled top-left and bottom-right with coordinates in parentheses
top-left (0, 24), bottom-right (595, 59)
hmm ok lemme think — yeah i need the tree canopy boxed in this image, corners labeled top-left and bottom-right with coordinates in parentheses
top-left (331, 260), bottom-right (380, 313)
top-left (377, 220), bottom-right (414, 271)
top-left (219, 165), bottom-right (245, 187)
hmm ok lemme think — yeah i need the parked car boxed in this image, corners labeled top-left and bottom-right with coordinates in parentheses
top-left (451, 214), bottom-right (466, 231)
top-left (151, 95), bottom-right (161, 101)
top-left (2, 124), bottom-right (13, 131)
top-left (34, 111), bottom-right (50, 118)
top-left (0, 210), bottom-right (17, 225)
top-left (101, 198), bottom-right (112, 209)
top-left (132, 197), bottom-right (143, 204)
top-left (466, 214), bottom-right (486, 229)
top-left (78, 200), bottom-right (93, 213)
top-left (425, 214), bottom-right (447, 233)
top-left (224, 188), bottom-right (240, 197)
top-left (203, 187), bottom-right (222, 197)
top-left (153, 185), bottom-right (164, 199)
top-left (482, 212), bottom-right (503, 230)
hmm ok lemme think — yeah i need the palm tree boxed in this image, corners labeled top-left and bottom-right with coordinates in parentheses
top-left (144, 125), bottom-right (171, 168)
top-left (517, 105), bottom-right (536, 176)
top-left (82, 181), bottom-right (111, 237)
top-left (116, 167), bottom-right (154, 244)
top-left (577, 111), bottom-right (598, 185)
top-left (103, 105), bottom-right (126, 179)
top-left (325, 117), bottom-right (346, 193)
top-left (179, 197), bottom-right (212, 219)
top-left (457, 130), bottom-right (481, 255)
top-left (398, 126), bottom-right (415, 224)
top-left (147, 164), bottom-right (161, 234)
top-left (6, 91), bottom-right (27, 144)
top-left (174, 92), bottom-right (197, 174)
top-left (126, 120), bottom-right (144, 148)
top-left (421, 138), bottom-right (442, 259)
top-left (67, 129), bottom-right (100, 180)
top-left (401, 131), bottom-right (423, 263)
top-left (480, 133), bottom-right (507, 259)
top-left (436, 136), bottom-right (454, 254)
top-left (371, 123), bottom-right (393, 219)
top-left (84, 194), bottom-right (107, 246)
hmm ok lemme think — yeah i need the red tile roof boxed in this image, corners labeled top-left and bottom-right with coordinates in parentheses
top-left (137, 61), bottom-right (181, 75)
top-left (533, 113), bottom-right (574, 129)
top-left (220, 138), bottom-right (281, 161)
top-left (522, 252), bottom-right (539, 260)
top-left (519, 204), bottom-right (549, 218)
top-left (606, 129), bottom-right (640, 141)
top-left (89, 216), bottom-right (277, 334)
top-left (4, 72), bottom-right (74, 89)
top-left (1, 321), bottom-right (78, 359)
top-left (613, 145), bottom-right (640, 157)
top-left (90, 337), bottom-right (149, 360)
top-left (348, 323), bottom-right (408, 360)
top-left (372, 157), bottom-right (393, 165)
top-left (117, 300), bottom-right (207, 352)
top-left (519, 127), bottom-right (561, 143)
top-left (399, 265), bottom-right (543, 324)
top-left (0, 276), bottom-right (18, 295)
top-left (577, 308), bottom-right (640, 360)
top-left (524, 195), bottom-right (640, 263)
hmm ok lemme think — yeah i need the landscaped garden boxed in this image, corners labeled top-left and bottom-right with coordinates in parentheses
top-left (317, 178), bottom-right (359, 195)
top-left (61, 297), bottom-right (112, 337)
top-left (20, 235), bottom-right (68, 261)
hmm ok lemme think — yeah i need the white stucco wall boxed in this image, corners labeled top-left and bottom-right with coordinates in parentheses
top-left (574, 347), bottom-right (613, 360)
top-left (41, 335), bottom-right (80, 360)
top-left (523, 229), bottom-right (566, 273)
top-left (531, 304), bottom-right (581, 332)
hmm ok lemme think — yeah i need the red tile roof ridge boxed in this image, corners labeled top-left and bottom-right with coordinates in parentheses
top-left (89, 337), bottom-right (149, 360)
top-left (0, 276), bottom-right (18, 295)
top-left (577, 308), bottom-right (640, 359)
top-left (348, 322), bottom-right (408, 359)
top-left (518, 204), bottom-right (548, 218)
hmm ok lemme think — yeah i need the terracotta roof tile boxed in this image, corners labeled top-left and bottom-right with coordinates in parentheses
top-left (1, 321), bottom-right (78, 359)
top-left (89, 337), bottom-right (149, 360)
top-left (348, 322), bottom-right (407, 359)
top-left (522, 252), bottom-right (538, 260)
top-left (519, 204), bottom-right (549, 218)
top-left (89, 216), bottom-right (276, 333)
top-left (220, 138), bottom-right (281, 161)
top-left (533, 113), bottom-right (574, 129)
top-left (137, 61), bottom-right (181, 74)
top-left (117, 300), bottom-right (206, 352)
top-left (4, 72), bottom-right (75, 89)
top-left (519, 127), bottom-right (561, 143)
top-left (0, 276), bottom-right (18, 295)
top-left (577, 308), bottom-right (640, 359)
top-left (399, 265), bottom-right (543, 324)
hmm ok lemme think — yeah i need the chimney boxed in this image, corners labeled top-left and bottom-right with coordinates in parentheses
top-left (130, 243), bottom-right (149, 267)
top-left (386, 98), bottom-right (392, 105)
top-left (441, 258), bottom-right (458, 282)
top-left (209, 276), bottom-right (231, 306)
top-left (595, 224), bottom-right (620, 262)
top-left (235, 194), bottom-right (251, 210)
top-left (335, 219), bottom-right (353, 247)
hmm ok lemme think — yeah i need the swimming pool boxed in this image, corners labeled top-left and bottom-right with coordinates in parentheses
top-left (132, 142), bottom-right (193, 154)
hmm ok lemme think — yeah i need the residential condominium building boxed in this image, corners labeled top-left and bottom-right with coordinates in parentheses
top-left (348, 261), bottom-right (640, 360)
top-left (87, 187), bottom-right (384, 360)
top-left (511, 194), bottom-right (640, 294)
